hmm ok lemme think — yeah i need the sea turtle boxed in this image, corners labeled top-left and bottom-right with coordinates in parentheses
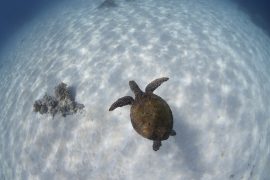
top-left (109, 77), bottom-right (176, 151)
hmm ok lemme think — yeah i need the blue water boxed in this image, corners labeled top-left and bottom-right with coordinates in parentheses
top-left (233, 0), bottom-right (270, 36)
top-left (0, 0), bottom-right (270, 47)
top-left (0, 0), bottom-right (63, 49)
top-left (0, 0), bottom-right (269, 48)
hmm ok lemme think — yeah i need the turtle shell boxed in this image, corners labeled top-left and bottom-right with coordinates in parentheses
top-left (130, 93), bottom-right (173, 141)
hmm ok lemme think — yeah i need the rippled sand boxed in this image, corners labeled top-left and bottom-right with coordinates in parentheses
top-left (0, 0), bottom-right (269, 179)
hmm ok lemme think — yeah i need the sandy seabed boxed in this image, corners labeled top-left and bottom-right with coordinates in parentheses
top-left (0, 0), bottom-right (270, 179)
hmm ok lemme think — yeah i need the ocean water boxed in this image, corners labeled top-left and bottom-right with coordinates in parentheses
top-left (0, 0), bottom-right (269, 179)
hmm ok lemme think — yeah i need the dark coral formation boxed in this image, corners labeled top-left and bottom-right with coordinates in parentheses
top-left (33, 82), bottom-right (84, 117)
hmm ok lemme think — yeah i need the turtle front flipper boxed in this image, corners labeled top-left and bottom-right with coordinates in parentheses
top-left (109, 96), bottom-right (134, 111)
top-left (153, 140), bottom-right (162, 151)
top-left (145, 77), bottom-right (169, 93)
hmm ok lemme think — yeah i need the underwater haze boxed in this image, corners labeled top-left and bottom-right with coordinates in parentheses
top-left (0, 0), bottom-right (270, 179)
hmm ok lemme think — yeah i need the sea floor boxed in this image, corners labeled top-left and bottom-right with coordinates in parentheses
top-left (0, 0), bottom-right (269, 179)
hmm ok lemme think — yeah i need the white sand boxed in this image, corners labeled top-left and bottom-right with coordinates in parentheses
top-left (0, 0), bottom-right (270, 179)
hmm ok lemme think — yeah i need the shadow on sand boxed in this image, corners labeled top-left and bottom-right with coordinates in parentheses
top-left (170, 106), bottom-right (206, 178)
top-left (98, 0), bottom-right (117, 9)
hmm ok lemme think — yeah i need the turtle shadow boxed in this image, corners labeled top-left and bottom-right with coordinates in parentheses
top-left (171, 107), bottom-right (206, 178)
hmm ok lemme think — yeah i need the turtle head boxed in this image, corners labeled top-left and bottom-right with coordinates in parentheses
top-left (129, 80), bottom-right (143, 97)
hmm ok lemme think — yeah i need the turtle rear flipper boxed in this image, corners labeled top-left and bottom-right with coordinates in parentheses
top-left (170, 129), bottom-right (176, 136)
top-left (153, 140), bottom-right (162, 151)
top-left (145, 77), bottom-right (169, 93)
top-left (109, 96), bottom-right (134, 111)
